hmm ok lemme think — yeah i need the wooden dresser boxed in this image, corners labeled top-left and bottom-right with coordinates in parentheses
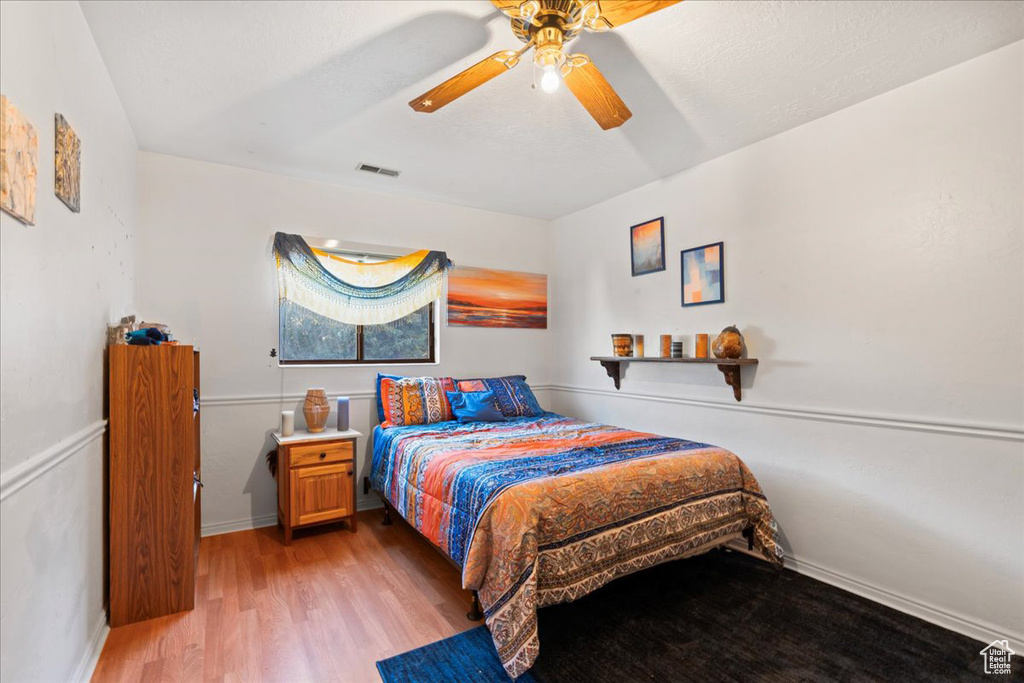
top-left (273, 428), bottom-right (361, 544)
top-left (108, 345), bottom-right (201, 627)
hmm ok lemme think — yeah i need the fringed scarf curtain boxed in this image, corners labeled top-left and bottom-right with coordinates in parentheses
top-left (273, 232), bottom-right (452, 325)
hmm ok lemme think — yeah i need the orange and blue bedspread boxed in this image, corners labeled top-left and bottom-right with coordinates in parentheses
top-left (371, 413), bottom-right (711, 567)
top-left (370, 413), bottom-right (782, 677)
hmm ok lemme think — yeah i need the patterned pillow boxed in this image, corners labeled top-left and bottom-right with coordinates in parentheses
top-left (455, 375), bottom-right (543, 418)
top-left (380, 376), bottom-right (456, 428)
top-left (375, 373), bottom-right (404, 422)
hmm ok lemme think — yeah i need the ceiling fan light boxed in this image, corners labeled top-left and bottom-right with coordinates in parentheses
top-left (540, 65), bottom-right (560, 94)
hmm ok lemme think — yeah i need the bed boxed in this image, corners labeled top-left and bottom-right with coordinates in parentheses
top-left (370, 412), bottom-right (783, 678)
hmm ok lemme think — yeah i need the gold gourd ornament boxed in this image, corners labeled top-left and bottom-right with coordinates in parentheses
top-left (712, 325), bottom-right (745, 360)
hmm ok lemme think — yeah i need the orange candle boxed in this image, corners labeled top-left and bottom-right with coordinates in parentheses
top-left (695, 333), bottom-right (710, 359)
top-left (660, 335), bottom-right (672, 358)
top-left (634, 334), bottom-right (644, 357)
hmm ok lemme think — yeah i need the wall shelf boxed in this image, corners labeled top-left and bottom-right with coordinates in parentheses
top-left (589, 356), bottom-right (759, 402)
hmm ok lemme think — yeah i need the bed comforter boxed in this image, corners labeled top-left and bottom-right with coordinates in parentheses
top-left (370, 413), bottom-right (783, 678)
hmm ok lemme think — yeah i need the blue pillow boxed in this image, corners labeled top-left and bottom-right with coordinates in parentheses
top-left (375, 373), bottom-right (403, 423)
top-left (454, 375), bottom-right (544, 418)
top-left (446, 391), bottom-right (506, 424)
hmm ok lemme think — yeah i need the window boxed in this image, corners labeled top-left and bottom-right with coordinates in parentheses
top-left (278, 247), bottom-right (437, 365)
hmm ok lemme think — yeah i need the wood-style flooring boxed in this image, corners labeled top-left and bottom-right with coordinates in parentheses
top-left (91, 510), bottom-right (476, 682)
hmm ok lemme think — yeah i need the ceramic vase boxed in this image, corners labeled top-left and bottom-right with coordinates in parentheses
top-left (303, 388), bottom-right (330, 433)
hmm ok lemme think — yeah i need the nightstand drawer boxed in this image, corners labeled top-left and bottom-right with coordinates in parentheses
top-left (290, 440), bottom-right (353, 468)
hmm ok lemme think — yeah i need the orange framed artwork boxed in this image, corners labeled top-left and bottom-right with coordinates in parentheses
top-left (446, 265), bottom-right (547, 329)
top-left (0, 95), bottom-right (39, 225)
top-left (630, 217), bottom-right (665, 276)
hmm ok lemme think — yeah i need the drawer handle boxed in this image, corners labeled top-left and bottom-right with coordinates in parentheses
top-left (319, 452), bottom-right (327, 459)
top-left (347, 470), bottom-right (353, 476)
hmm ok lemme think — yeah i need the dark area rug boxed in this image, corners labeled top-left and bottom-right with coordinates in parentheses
top-left (377, 549), bottom-right (1014, 682)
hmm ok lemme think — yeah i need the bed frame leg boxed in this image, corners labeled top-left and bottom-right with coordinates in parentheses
top-left (467, 592), bottom-right (483, 621)
top-left (382, 504), bottom-right (393, 526)
top-left (743, 525), bottom-right (754, 551)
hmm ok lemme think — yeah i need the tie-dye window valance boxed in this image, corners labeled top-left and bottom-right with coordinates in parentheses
top-left (273, 232), bottom-right (452, 326)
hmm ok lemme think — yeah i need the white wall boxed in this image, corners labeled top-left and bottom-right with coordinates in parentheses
top-left (135, 152), bottom-right (551, 534)
top-left (548, 42), bottom-right (1023, 645)
top-left (0, 2), bottom-right (137, 681)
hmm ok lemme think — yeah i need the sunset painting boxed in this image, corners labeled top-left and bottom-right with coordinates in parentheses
top-left (447, 266), bottom-right (547, 329)
top-left (630, 217), bottom-right (665, 276)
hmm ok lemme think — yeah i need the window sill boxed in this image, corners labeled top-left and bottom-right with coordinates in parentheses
top-left (278, 360), bottom-right (441, 369)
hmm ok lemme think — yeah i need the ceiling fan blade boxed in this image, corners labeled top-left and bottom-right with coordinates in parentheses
top-left (491, 0), bottom-right (524, 12)
top-left (563, 55), bottom-right (632, 130)
top-left (409, 50), bottom-right (522, 113)
top-left (591, 0), bottom-right (682, 29)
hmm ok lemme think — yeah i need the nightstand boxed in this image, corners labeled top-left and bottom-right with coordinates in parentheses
top-left (272, 428), bottom-right (362, 544)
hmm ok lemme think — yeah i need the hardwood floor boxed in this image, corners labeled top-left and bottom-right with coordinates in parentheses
top-left (92, 510), bottom-right (476, 682)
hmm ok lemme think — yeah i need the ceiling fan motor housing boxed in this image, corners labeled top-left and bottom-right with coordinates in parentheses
top-left (511, 0), bottom-right (587, 52)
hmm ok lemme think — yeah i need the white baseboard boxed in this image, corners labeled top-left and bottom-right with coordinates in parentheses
top-left (201, 501), bottom-right (385, 537)
top-left (725, 540), bottom-right (1023, 650)
top-left (71, 608), bottom-right (109, 683)
top-left (201, 513), bottom-right (279, 536)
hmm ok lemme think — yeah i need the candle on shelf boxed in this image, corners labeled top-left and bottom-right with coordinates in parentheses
top-left (281, 410), bottom-right (295, 437)
top-left (695, 334), bottom-right (710, 359)
top-left (660, 334), bottom-right (672, 358)
top-left (337, 396), bottom-right (350, 432)
top-left (634, 334), bottom-right (645, 357)
top-left (611, 334), bottom-right (633, 357)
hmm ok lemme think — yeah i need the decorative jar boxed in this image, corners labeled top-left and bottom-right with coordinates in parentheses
top-left (611, 334), bottom-right (634, 357)
top-left (303, 388), bottom-right (331, 433)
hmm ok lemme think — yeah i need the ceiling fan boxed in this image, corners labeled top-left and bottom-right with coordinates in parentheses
top-left (409, 0), bottom-right (682, 130)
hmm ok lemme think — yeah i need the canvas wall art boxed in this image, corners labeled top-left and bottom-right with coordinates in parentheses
top-left (447, 265), bottom-right (547, 329)
top-left (54, 113), bottom-right (80, 212)
top-left (630, 217), bottom-right (665, 276)
top-left (681, 241), bottom-right (724, 306)
top-left (0, 95), bottom-right (39, 225)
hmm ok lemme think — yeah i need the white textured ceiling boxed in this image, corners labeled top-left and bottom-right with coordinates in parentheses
top-left (80, 0), bottom-right (1023, 219)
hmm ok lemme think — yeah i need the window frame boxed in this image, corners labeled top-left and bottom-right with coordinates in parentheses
top-left (277, 301), bottom-right (437, 366)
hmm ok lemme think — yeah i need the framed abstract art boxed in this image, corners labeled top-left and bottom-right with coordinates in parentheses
top-left (681, 241), bottom-right (724, 306)
top-left (630, 217), bottom-right (665, 276)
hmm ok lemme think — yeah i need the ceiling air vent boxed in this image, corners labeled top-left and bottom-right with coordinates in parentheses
top-left (356, 162), bottom-right (401, 178)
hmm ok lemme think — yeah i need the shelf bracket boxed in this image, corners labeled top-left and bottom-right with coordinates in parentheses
top-left (598, 360), bottom-right (622, 390)
top-left (717, 364), bottom-right (743, 402)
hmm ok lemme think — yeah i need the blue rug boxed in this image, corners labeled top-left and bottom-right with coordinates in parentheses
top-left (376, 626), bottom-right (535, 683)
